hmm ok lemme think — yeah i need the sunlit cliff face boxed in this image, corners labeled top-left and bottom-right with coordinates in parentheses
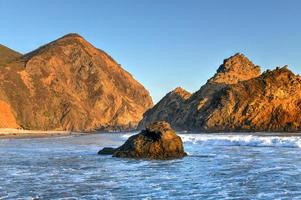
top-left (0, 34), bottom-right (153, 131)
top-left (139, 54), bottom-right (301, 132)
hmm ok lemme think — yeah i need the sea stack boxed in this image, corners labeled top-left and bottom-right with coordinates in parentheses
top-left (98, 121), bottom-right (187, 159)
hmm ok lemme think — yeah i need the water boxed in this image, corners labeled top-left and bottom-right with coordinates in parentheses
top-left (1, 133), bottom-right (301, 199)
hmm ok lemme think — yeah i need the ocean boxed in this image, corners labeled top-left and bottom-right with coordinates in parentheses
top-left (1, 133), bottom-right (301, 199)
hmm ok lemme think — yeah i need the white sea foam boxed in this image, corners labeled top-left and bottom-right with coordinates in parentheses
top-left (179, 134), bottom-right (301, 148)
top-left (122, 132), bottom-right (301, 148)
top-left (121, 133), bottom-right (135, 139)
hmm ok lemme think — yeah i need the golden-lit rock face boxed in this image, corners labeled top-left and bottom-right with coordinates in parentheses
top-left (139, 54), bottom-right (301, 132)
top-left (201, 67), bottom-right (301, 132)
top-left (0, 44), bottom-right (21, 65)
top-left (208, 53), bottom-right (261, 84)
top-left (0, 34), bottom-right (153, 131)
top-left (0, 100), bottom-right (19, 128)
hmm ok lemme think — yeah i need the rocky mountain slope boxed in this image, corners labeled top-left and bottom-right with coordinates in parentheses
top-left (200, 66), bottom-right (301, 132)
top-left (208, 53), bottom-right (261, 84)
top-left (0, 33), bottom-right (153, 131)
top-left (139, 53), bottom-right (301, 132)
top-left (0, 44), bottom-right (22, 65)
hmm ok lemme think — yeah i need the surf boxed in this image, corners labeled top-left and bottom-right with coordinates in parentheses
top-left (180, 134), bottom-right (301, 148)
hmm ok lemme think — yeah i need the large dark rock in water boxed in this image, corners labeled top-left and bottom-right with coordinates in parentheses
top-left (98, 121), bottom-right (187, 159)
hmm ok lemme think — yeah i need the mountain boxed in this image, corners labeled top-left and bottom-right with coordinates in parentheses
top-left (138, 54), bottom-right (301, 132)
top-left (0, 44), bottom-right (22, 65)
top-left (0, 33), bottom-right (153, 131)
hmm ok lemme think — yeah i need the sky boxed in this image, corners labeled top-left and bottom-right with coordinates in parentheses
top-left (1, 0), bottom-right (301, 102)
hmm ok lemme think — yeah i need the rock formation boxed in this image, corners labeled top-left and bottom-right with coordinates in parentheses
top-left (98, 121), bottom-right (187, 159)
top-left (139, 54), bottom-right (301, 132)
top-left (199, 66), bottom-right (301, 132)
top-left (138, 87), bottom-right (191, 130)
top-left (0, 33), bottom-right (153, 131)
top-left (175, 53), bottom-right (262, 131)
top-left (208, 53), bottom-right (261, 84)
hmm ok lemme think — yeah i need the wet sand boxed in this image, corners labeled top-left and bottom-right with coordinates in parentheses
top-left (0, 128), bottom-right (84, 139)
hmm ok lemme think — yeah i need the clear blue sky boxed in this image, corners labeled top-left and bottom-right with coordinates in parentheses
top-left (1, 0), bottom-right (301, 102)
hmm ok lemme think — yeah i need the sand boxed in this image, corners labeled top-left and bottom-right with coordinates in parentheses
top-left (0, 128), bottom-right (83, 139)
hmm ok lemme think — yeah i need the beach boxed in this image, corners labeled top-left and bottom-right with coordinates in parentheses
top-left (0, 128), bottom-right (78, 139)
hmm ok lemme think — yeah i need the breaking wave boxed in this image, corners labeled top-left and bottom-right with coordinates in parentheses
top-left (121, 132), bottom-right (301, 148)
top-left (180, 134), bottom-right (301, 148)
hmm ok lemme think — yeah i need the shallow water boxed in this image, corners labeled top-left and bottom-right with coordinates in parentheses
top-left (1, 133), bottom-right (301, 199)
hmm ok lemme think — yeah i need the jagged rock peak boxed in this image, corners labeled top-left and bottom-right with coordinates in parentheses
top-left (264, 65), bottom-right (292, 74)
top-left (262, 65), bottom-right (300, 81)
top-left (170, 87), bottom-right (191, 99)
top-left (209, 53), bottom-right (261, 84)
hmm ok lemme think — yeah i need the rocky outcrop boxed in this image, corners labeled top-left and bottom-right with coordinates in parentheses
top-left (208, 53), bottom-right (261, 84)
top-left (175, 53), bottom-right (261, 131)
top-left (199, 66), bottom-right (301, 132)
top-left (139, 54), bottom-right (301, 132)
top-left (99, 121), bottom-right (187, 159)
top-left (0, 33), bottom-right (153, 131)
top-left (138, 87), bottom-right (191, 130)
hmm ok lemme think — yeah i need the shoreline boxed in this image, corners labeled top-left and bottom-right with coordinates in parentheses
top-left (0, 128), bottom-right (82, 139)
top-left (2, 128), bottom-right (301, 140)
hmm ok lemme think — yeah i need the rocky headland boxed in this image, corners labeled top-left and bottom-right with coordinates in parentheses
top-left (139, 53), bottom-right (301, 132)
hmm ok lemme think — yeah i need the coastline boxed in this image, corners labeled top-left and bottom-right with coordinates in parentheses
top-left (0, 128), bottom-right (82, 139)
top-left (2, 128), bottom-right (301, 140)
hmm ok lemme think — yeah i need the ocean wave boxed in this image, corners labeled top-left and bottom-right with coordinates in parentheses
top-left (179, 134), bottom-right (301, 148)
top-left (121, 132), bottom-right (301, 148)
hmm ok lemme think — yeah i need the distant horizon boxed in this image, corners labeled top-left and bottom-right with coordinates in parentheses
top-left (1, 0), bottom-right (301, 102)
